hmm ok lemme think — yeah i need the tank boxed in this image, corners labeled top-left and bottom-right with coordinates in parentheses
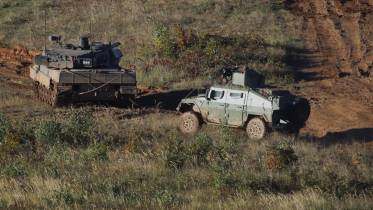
top-left (30, 36), bottom-right (137, 106)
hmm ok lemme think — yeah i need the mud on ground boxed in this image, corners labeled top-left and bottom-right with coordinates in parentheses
top-left (285, 0), bottom-right (373, 141)
top-left (292, 67), bottom-right (373, 140)
top-left (287, 0), bottom-right (373, 77)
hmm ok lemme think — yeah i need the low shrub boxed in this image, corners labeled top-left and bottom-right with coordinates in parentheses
top-left (265, 140), bottom-right (298, 170)
top-left (66, 109), bottom-right (95, 146)
top-left (17, 121), bottom-right (36, 145)
top-left (35, 120), bottom-right (64, 145)
top-left (187, 133), bottom-right (213, 166)
top-left (0, 132), bottom-right (23, 154)
top-left (124, 125), bottom-right (160, 154)
top-left (154, 189), bottom-right (181, 208)
top-left (153, 25), bottom-right (176, 58)
top-left (0, 113), bottom-right (10, 142)
top-left (1, 161), bottom-right (27, 178)
top-left (298, 163), bottom-right (373, 198)
top-left (85, 142), bottom-right (108, 161)
top-left (212, 165), bottom-right (240, 192)
top-left (149, 24), bottom-right (297, 86)
top-left (164, 133), bottom-right (186, 170)
top-left (52, 188), bottom-right (85, 206)
top-left (34, 109), bottom-right (96, 146)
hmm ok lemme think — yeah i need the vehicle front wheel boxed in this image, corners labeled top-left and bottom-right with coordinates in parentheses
top-left (246, 117), bottom-right (266, 140)
top-left (179, 112), bottom-right (201, 135)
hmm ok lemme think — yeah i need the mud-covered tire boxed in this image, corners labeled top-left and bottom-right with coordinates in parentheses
top-left (179, 112), bottom-right (201, 135)
top-left (246, 118), bottom-right (266, 140)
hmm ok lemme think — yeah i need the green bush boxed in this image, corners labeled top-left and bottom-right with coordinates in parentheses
top-left (17, 122), bottom-right (36, 145)
top-left (66, 109), bottom-right (95, 146)
top-left (187, 133), bottom-right (213, 166)
top-left (1, 162), bottom-right (27, 178)
top-left (204, 39), bottom-right (219, 56)
top-left (35, 120), bottom-right (64, 145)
top-left (153, 25), bottom-right (176, 57)
top-left (265, 140), bottom-right (298, 170)
top-left (34, 109), bottom-right (96, 146)
top-left (85, 142), bottom-right (108, 161)
top-left (212, 164), bottom-right (240, 192)
top-left (219, 127), bottom-right (240, 154)
top-left (164, 133), bottom-right (186, 170)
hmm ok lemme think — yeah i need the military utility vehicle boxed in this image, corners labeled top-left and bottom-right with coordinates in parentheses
top-left (177, 70), bottom-right (309, 139)
top-left (30, 36), bottom-right (136, 106)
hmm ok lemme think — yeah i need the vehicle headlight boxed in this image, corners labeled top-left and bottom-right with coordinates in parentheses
top-left (83, 60), bottom-right (91, 65)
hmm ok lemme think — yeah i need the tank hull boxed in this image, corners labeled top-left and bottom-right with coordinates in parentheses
top-left (30, 65), bottom-right (137, 106)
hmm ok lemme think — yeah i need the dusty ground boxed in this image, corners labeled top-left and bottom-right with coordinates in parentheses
top-left (293, 66), bottom-right (373, 140)
top-left (0, 47), bottom-right (372, 142)
top-left (285, 0), bottom-right (373, 141)
top-left (288, 0), bottom-right (373, 76)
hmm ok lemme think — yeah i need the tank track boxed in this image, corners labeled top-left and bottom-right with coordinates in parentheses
top-left (33, 82), bottom-right (64, 107)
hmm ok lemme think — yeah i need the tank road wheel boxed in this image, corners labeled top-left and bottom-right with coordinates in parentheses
top-left (179, 112), bottom-right (201, 135)
top-left (246, 118), bottom-right (266, 140)
top-left (40, 85), bottom-right (47, 102)
top-left (33, 82), bottom-right (39, 98)
top-left (39, 85), bottom-right (45, 102)
top-left (48, 89), bottom-right (59, 107)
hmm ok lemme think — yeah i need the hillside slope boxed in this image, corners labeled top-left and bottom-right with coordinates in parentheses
top-left (288, 0), bottom-right (373, 77)
top-left (283, 0), bottom-right (373, 139)
top-left (293, 73), bottom-right (373, 138)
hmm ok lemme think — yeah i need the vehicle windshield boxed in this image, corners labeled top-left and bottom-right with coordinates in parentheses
top-left (210, 90), bottom-right (224, 100)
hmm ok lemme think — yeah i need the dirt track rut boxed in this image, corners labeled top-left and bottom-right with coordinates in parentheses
top-left (288, 0), bottom-right (373, 76)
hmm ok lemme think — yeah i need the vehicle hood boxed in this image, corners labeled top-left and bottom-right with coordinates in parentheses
top-left (177, 96), bottom-right (206, 111)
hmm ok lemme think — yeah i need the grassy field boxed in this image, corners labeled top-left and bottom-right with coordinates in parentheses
top-left (0, 106), bottom-right (372, 209)
top-left (0, 70), bottom-right (371, 209)
top-left (0, 71), bottom-right (372, 209)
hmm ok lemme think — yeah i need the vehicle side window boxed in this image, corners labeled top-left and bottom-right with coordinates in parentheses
top-left (210, 90), bottom-right (224, 100)
top-left (229, 92), bottom-right (243, 99)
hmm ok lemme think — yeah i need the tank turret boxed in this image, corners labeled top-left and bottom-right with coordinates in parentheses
top-left (34, 36), bottom-right (123, 69)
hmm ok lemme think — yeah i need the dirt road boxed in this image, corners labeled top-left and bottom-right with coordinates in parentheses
top-left (287, 0), bottom-right (373, 76)
top-left (293, 67), bottom-right (373, 140)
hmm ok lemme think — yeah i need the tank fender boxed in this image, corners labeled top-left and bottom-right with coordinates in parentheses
top-left (36, 71), bottom-right (51, 89)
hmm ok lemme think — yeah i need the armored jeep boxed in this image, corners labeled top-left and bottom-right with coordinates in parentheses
top-left (30, 36), bottom-right (136, 106)
top-left (176, 70), bottom-right (310, 139)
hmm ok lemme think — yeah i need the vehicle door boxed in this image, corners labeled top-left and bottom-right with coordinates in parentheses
top-left (206, 88), bottom-right (227, 124)
top-left (226, 90), bottom-right (247, 126)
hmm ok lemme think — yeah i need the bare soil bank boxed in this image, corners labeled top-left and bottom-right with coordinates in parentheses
top-left (288, 0), bottom-right (373, 77)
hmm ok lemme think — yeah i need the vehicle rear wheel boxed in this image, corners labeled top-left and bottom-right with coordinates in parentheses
top-left (246, 118), bottom-right (266, 140)
top-left (179, 112), bottom-right (200, 135)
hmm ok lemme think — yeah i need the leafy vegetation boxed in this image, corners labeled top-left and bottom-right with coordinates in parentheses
top-left (0, 113), bottom-right (10, 142)
top-left (0, 109), bottom-right (371, 209)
